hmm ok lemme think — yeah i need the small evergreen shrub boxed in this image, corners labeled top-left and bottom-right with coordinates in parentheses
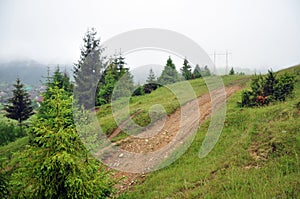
top-left (241, 70), bottom-right (296, 107)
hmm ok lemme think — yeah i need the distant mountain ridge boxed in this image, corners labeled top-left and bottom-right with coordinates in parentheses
top-left (0, 59), bottom-right (72, 85)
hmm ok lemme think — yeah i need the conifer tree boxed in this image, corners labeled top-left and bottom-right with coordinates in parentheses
top-left (180, 58), bottom-right (192, 80)
top-left (193, 64), bottom-right (202, 79)
top-left (263, 70), bottom-right (277, 97)
top-left (144, 68), bottom-right (158, 94)
top-left (5, 78), bottom-right (33, 131)
top-left (112, 70), bottom-right (134, 100)
top-left (11, 86), bottom-right (113, 198)
top-left (39, 67), bottom-right (73, 120)
top-left (97, 70), bottom-right (116, 105)
top-left (74, 28), bottom-right (106, 109)
top-left (157, 56), bottom-right (180, 85)
top-left (97, 55), bottom-right (134, 104)
top-left (229, 67), bottom-right (235, 75)
top-left (146, 68), bottom-right (157, 84)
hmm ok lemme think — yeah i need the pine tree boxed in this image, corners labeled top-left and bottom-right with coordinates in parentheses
top-left (193, 64), bottom-right (202, 79)
top-left (157, 56), bottom-right (180, 85)
top-left (74, 28), bottom-right (106, 109)
top-left (5, 78), bottom-right (33, 131)
top-left (180, 58), bottom-right (192, 80)
top-left (229, 67), bottom-right (235, 75)
top-left (11, 86), bottom-right (114, 198)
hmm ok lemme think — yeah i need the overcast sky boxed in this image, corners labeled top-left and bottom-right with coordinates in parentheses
top-left (0, 0), bottom-right (299, 71)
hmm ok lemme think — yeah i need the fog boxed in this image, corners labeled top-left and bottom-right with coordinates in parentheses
top-left (0, 0), bottom-right (300, 71)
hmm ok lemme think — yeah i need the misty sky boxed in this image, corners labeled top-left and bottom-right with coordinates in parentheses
top-left (0, 0), bottom-right (300, 72)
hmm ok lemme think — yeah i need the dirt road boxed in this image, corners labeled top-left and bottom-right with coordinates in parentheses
top-left (100, 85), bottom-right (242, 192)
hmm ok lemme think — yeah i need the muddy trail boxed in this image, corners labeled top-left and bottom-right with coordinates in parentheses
top-left (102, 85), bottom-right (242, 193)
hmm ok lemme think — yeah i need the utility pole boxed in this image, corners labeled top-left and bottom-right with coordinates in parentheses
top-left (209, 50), bottom-right (232, 74)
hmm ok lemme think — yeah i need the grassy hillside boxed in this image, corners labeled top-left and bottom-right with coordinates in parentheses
top-left (120, 66), bottom-right (300, 198)
top-left (97, 75), bottom-right (249, 139)
top-left (1, 66), bottom-right (298, 198)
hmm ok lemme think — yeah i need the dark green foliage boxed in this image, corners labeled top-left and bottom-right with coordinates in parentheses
top-left (132, 85), bottom-right (145, 96)
top-left (274, 73), bottom-right (296, 101)
top-left (97, 69), bottom-right (116, 105)
top-left (157, 57), bottom-right (181, 85)
top-left (263, 70), bottom-right (277, 97)
top-left (10, 86), bottom-right (114, 198)
top-left (180, 58), bottom-right (192, 80)
top-left (74, 28), bottom-right (106, 109)
top-left (143, 83), bottom-right (159, 94)
top-left (229, 67), bottom-right (235, 75)
top-left (192, 64), bottom-right (202, 79)
top-left (241, 70), bottom-right (296, 107)
top-left (5, 78), bottom-right (33, 128)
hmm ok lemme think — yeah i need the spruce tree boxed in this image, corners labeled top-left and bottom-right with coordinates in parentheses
top-left (5, 78), bottom-right (33, 130)
top-left (74, 28), bottom-right (106, 109)
top-left (11, 86), bottom-right (114, 198)
top-left (157, 56), bottom-right (180, 85)
top-left (180, 58), bottom-right (192, 80)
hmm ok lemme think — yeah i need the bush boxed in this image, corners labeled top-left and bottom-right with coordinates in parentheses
top-left (241, 70), bottom-right (296, 107)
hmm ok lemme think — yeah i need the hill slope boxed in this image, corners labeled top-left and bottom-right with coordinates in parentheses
top-left (0, 66), bottom-right (298, 198)
top-left (120, 66), bottom-right (300, 198)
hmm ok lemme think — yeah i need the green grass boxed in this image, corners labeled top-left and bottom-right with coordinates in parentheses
top-left (120, 68), bottom-right (300, 198)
